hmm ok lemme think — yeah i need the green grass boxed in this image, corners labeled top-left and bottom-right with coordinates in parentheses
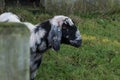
top-left (34, 15), bottom-right (120, 80)
top-left (1, 8), bottom-right (119, 79)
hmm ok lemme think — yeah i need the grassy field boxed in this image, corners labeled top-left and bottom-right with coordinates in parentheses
top-left (1, 8), bottom-right (120, 80)
top-left (32, 14), bottom-right (120, 80)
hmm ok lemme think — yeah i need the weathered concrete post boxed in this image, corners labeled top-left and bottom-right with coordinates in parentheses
top-left (0, 23), bottom-right (30, 80)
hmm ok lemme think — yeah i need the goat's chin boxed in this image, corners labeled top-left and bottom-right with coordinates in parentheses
top-left (70, 39), bottom-right (82, 48)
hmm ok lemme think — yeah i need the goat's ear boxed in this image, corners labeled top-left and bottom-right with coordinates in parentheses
top-left (48, 25), bottom-right (62, 51)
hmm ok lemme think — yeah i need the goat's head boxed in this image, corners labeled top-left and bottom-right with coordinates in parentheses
top-left (61, 17), bottom-right (82, 47)
top-left (49, 15), bottom-right (82, 51)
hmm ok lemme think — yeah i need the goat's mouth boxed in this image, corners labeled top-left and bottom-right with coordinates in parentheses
top-left (70, 39), bottom-right (82, 47)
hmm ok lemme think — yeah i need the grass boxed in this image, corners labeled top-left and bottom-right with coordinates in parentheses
top-left (1, 8), bottom-right (120, 80)
top-left (34, 14), bottom-right (120, 80)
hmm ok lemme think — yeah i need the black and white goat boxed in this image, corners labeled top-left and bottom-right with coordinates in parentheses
top-left (29, 15), bottom-right (82, 80)
top-left (0, 12), bottom-right (82, 80)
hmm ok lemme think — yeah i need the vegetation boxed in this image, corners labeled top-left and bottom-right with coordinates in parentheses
top-left (0, 7), bottom-right (120, 80)
top-left (1, 0), bottom-right (120, 14)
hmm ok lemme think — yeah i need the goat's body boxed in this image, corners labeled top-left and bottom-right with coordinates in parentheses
top-left (0, 12), bottom-right (20, 22)
top-left (30, 20), bottom-right (52, 80)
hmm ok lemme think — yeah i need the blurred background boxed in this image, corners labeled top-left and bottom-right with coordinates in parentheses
top-left (1, 0), bottom-right (120, 14)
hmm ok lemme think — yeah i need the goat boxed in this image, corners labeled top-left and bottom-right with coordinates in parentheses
top-left (29, 15), bottom-right (82, 80)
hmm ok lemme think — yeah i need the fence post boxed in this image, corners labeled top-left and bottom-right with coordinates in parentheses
top-left (0, 23), bottom-right (30, 80)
